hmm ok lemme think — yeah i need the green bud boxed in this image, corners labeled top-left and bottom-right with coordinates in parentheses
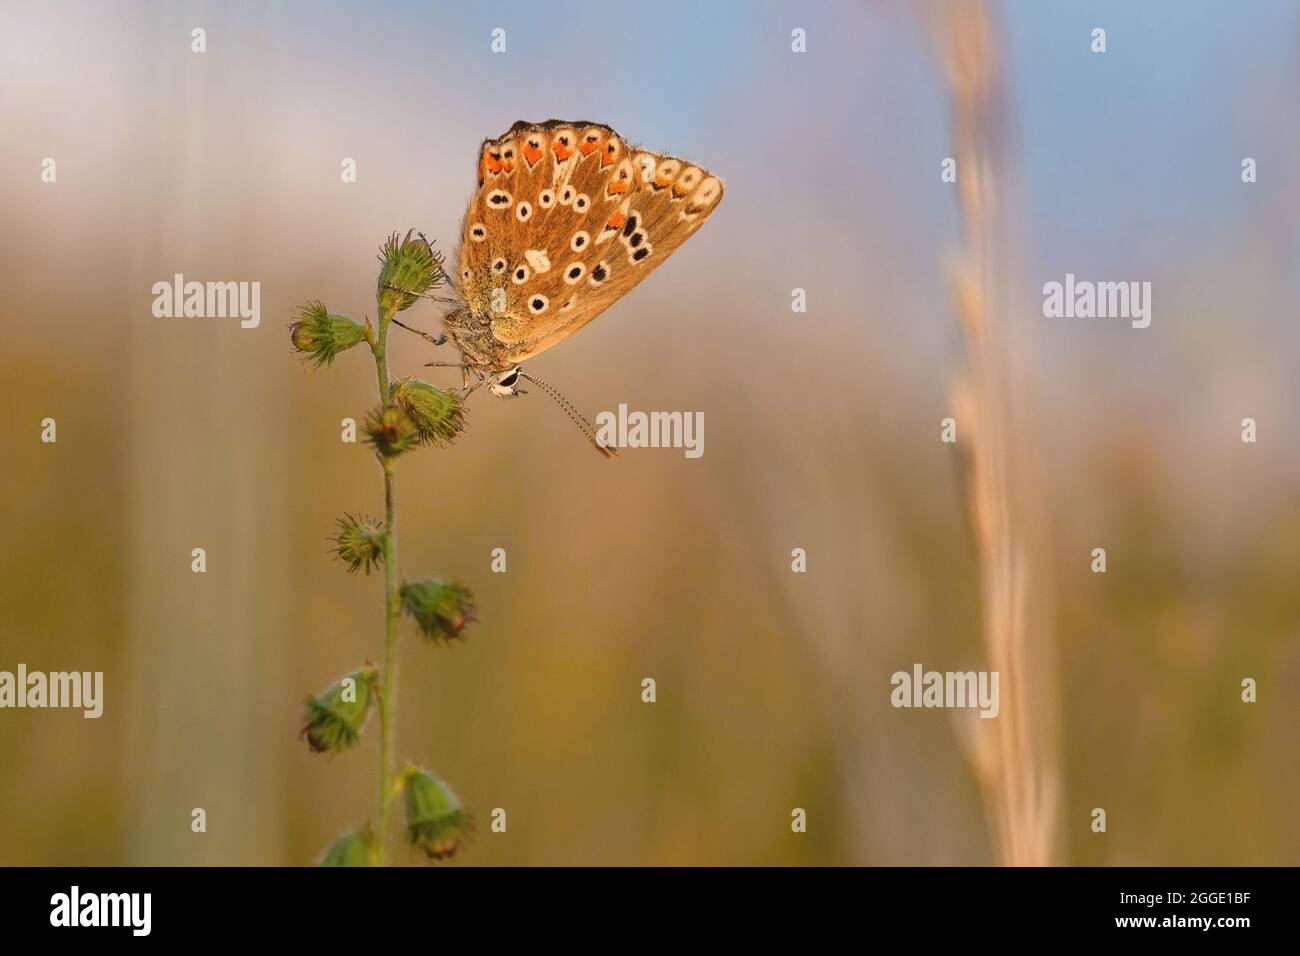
top-left (389, 378), bottom-right (466, 447)
top-left (364, 404), bottom-right (419, 458)
top-left (400, 765), bottom-right (470, 861)
top-left (332, 513), bottom-right (386, 574)
top-left (399, 578), bottom-right (477, 643)
top-left (289, 300), bottom-right (366, 367)
top-left (377, 230), bottom-right (444, 319)
top-left (320, 826), bottom-right (377, 866)
top-left (301, 667), bottom-right (378, 754)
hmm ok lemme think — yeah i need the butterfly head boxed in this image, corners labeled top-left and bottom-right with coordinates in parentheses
top-left (488, 366), bottom-right (525, 398)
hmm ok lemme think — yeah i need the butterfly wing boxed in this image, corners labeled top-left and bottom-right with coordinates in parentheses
top-left (456, 120), bottom-right (724, 368)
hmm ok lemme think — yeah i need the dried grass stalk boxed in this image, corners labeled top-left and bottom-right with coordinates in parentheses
top-left (938, 0), bottom-right (1062, 866)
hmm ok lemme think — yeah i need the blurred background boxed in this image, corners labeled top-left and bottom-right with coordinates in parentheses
top-left (0, 0), bottom-right (1297, 865)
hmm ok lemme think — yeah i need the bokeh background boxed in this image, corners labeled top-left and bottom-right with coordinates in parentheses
top-left (1, 0), bottom-right (1297, 865)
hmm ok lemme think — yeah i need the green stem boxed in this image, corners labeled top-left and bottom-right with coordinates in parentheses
top-left (372, 318), bottom-right (390, 400)
top-left (373, 317), bottom-right (399, 865)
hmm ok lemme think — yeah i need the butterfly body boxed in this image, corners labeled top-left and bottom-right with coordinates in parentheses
top-left (443, 119), bottom-right (724, 373)
top-left (441, 306), bottom-right (511, 372)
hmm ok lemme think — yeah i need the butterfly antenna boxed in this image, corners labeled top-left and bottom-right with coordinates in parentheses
top-left (518, 371), bottom-right (617, 458)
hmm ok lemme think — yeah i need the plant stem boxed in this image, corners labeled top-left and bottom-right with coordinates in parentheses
top-left (372, 318), bottom-right (390, 399)
top-left (373, 318), bottom-right (399, 865)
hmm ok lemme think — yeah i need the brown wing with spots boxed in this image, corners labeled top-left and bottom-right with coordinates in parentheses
top-left (455, 120), bottom-right (724, 367)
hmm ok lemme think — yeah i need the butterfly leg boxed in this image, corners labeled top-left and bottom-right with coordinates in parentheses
top-left (391, 317), bottom-right (446, 346)
top-left (423, 357), bottom-right (490, 400)
top-left (380, 282), bottom-right (460, 307)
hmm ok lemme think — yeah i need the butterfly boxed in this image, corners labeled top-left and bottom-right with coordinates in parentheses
top-left (407, 120), bottom-right (724, 456)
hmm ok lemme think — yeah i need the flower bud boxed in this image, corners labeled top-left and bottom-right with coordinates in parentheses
top-left (301, 666), bottom-right (378, 754)
top-left (290, 300), bottom-right (366, 367)
top-left (320, 826), bottom-right (377, 866)
top-left (389, 378), bottom-right (466, 447)
top-left (332, 513), bottom-right (386, 574)
top-left (377, 230), bottom-right (444, 318)
top-left (399, 578), bottom-right (477, 643)
top-left (400, 765), bottom-right (470, 860)
top-left (364, 404), bottom-right (419, 458)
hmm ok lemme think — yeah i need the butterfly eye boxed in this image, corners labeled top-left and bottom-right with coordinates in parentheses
top-left (570, 231), bottom-right (589, 251)
top-left (491, 258), bottom-right (507, 273)
top-left (512, 265), bottom-right (530, 284)
top-left (487, 189), bottom-right (512, 208)
top-left (573, 194), bottom-right (590, 213)
top-left (563, 263), bottom-right (586, 285)
top-left (539, 189), bottom-right (555, 209)
top-left (587, 261), bottom-right (609, 285)
top-left (516, 201), bottom-right (533, 222)
top-left (469, 222), bottom-right (487, 242)
top-left (528, 295), bottom-right (549, 314)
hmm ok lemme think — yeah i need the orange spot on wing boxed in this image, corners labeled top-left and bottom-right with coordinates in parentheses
top-left (672, 180), bottom-right (690, 196)
top-left (607, 180), bottom-right (629, 195)
top-left (600, 144), bottom-right (618, 168)
top-left (484, 152), bottom-right (503, 175)
top-left (606, 212), bottom-right (626, 230)
top-left (553, 140), bottom-right (573, 161)
top-left (580, 138), bottom-right (602, 156)
top-left (523, 143), bottom-right (543, 166)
